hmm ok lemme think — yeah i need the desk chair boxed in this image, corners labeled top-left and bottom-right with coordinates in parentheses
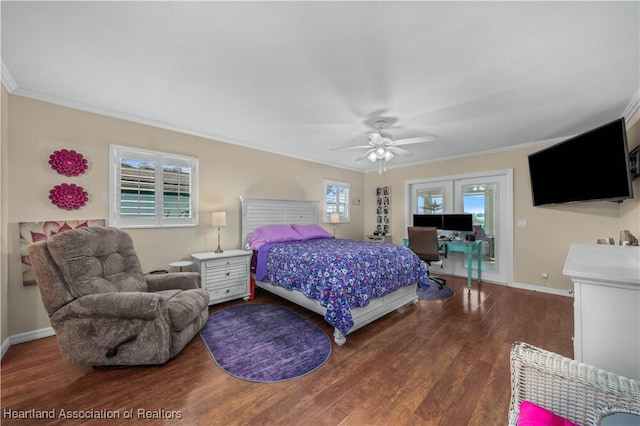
top-left (407, 226), bottom-right (448, 289)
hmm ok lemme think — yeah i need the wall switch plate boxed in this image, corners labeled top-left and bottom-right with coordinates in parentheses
top-left (517, 219), bottom-right (528, 227)
top-left (352, 197), bottom-right (361, 206)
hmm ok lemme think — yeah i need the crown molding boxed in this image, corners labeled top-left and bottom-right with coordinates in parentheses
top-left (1, 60), bottom-right (18, 92)
top-left (623, 87), bottom-right (640, 121)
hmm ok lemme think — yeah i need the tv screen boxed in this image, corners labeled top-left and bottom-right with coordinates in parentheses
top-left (442, 214), bottom-right (473, 232)
top-left (413, 214), bottom-right (443, 228)
top-left (528, 118), bottom-right (634, 206)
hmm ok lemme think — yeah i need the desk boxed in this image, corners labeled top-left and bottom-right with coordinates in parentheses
top-left (440, 240), bottom-right (482, 290)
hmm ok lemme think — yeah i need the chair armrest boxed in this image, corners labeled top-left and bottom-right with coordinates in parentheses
top-left (52, 292), bottom-right (165, 322)
top-left (145, 272), bottom-right (200, 292)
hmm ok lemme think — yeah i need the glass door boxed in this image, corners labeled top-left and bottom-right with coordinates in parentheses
top-left (407, 170), bottom-right (512, 285)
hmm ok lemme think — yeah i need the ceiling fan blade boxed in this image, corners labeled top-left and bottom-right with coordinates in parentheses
top-left (355, 148), bottom-right (376, 161)
top-left (386, 146), bottom-right (414, 156)
top-left (392, 136), bottom-right (437, 146)
top-left (330, 144), bottom-right (374, 151)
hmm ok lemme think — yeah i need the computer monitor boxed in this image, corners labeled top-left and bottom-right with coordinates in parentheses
top-left (442, 214), bottom-right (473, 232)
top-left (413, 214), bottom-right (443, 228)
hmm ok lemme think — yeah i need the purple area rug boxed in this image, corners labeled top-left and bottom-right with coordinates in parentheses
top-left (200, 304), bottom-right (331, 383)
top-left (417, 284), bottom-right (455, 301)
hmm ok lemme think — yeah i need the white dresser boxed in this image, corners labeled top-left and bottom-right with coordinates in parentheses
top-left (191, 250), bottom-right (252, 306)
top-left (563, 244), bottom-right (640, 380)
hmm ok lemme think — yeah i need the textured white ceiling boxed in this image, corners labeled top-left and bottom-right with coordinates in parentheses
top-left (2, 1), bottom-right (639, 172)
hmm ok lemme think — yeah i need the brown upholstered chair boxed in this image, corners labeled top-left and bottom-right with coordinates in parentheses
top-left (407, 226), bottom-right (448, 289)
top-left (28, 226), bottom-right (209, 367)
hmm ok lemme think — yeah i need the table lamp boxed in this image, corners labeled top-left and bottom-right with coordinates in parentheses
top-left (211, 211), bottom-right (227, 253)
top-left (329, 212), bottom-right (340, 237)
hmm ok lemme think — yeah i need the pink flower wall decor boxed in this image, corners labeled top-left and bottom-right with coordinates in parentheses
top-left (49, 183), bottom-right (88, 210)
top-left (48, 149), bottom-right (88, 176)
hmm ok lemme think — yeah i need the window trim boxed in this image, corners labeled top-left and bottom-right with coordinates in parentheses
top-left (323, 179), bottom-right (351, 223)
top-left (109, 144), bottom-right (198, 228)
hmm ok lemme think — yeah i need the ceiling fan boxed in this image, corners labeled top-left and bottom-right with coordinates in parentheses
top-left (332, 120), bottom-right (437, 172)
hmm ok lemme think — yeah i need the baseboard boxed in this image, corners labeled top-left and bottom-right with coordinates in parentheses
top-left (510, 281), bottom-right (573, 297)
top-left (10, 327), bottom-right (55, 345)
top-left (1, 337), bottom-right (11, 359)
top-left (1, 328), bottom-right (56, 361)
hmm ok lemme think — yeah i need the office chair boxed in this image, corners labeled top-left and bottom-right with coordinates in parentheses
top-left (407, 226), bottom-right (448, 289)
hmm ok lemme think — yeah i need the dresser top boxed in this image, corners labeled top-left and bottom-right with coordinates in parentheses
top-left (191, 249), bottom-right (252, 261)
top-left (563, 244), bottom-right (640, 287)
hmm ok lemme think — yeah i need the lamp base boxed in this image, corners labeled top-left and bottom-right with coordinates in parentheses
top-left (214, 246), bottom-right (224, 254)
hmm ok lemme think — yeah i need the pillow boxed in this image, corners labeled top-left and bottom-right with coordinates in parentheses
top-left (291, 224), bottom-right (333, 241)
top-left (517, 401), bottom-right (579, 426)
top-left (247, 225), bottom-right (302, 250)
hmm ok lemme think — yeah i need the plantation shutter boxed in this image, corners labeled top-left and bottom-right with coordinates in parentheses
top-left (110, 145), bottom-right (198, 228)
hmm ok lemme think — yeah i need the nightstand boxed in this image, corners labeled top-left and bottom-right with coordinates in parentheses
top-left (190, 250), bottom-right (252, 306)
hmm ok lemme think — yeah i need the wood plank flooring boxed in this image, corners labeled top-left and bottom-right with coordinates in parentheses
top-left (1, 276), bottom-right (573, 425)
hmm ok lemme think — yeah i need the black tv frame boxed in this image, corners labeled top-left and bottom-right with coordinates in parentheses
top-left (528, 117), bottom-right (633, 206)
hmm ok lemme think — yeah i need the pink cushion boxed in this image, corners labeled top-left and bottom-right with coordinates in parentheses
top-left (517, 401), bottom-right (579, 426)
top-left (247, 225), bottom-right (302, 250)
top-left (291, 224), bottom-right (333, 241)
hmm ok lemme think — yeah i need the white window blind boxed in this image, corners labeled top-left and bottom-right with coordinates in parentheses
top-left (323, 179), bottom-right (351, 223)
top-left (110, 145), bottom-right (198, 228)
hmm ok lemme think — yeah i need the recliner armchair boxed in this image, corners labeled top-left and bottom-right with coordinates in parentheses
top-left (28, 226), bottom-right (209, 367)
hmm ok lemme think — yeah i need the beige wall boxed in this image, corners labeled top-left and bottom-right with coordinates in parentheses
top-left (364, 115), bottom-right (640, 292)
top-left (619, 108), bottom-right (640, 233)
top-left (1, 85), bottom-right (8, 345)
top-left (5, 94), bottom-right (364, 335)
top-left (3, 89), bottom-right (639, 338)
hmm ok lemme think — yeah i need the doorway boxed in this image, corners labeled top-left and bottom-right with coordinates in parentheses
top-left (405, 170), bottom-right (513, 285)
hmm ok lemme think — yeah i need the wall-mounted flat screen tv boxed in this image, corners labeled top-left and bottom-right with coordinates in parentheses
top-left (528, 117), bottom-right (634, 206)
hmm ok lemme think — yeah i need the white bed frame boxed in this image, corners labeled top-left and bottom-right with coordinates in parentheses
top-left (240, 196), bottom-right (418, 345)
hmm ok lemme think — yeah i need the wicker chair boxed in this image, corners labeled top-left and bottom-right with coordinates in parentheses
top-left (509, 342), bottom-right (640, 426)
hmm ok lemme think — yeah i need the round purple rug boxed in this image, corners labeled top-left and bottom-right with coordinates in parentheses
top-left (200, 304), bottom-right (332, 383)
top-left (417, 284), bottom-right (455, 301)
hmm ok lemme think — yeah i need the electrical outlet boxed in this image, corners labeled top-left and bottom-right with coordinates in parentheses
top-left (542, 272), bottom-right (548, 279)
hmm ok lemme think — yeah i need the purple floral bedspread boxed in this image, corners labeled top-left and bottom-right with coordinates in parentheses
top-left (256, 238), bottom-right (429, 335)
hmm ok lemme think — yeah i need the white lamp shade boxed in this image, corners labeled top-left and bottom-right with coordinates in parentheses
top-left (367, 151), bottom-right (378, 162)
top-left (211, 211), bottom-right (227, 226)
top-left (329, 212), bottom-right (340, 224)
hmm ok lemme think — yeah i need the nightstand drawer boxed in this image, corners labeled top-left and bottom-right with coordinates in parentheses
top-left (207, 283), bottom-right (247, 301)
top-left (205, 263), bottom-right (247, 283)
top-left (204, 256), bottom-right (247, 270)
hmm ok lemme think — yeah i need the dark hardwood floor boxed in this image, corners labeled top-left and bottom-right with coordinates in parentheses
top-left (1, 276), bottom-right (573, 425)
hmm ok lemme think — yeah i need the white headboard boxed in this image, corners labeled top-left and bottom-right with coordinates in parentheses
top-left (240, 196), bottom-right (319, 247)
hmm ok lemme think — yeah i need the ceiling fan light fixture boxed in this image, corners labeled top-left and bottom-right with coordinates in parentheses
top-left (384, 150), bottom-right (394, 161)
top-left (375, 147), bottom-right (386, 159)
top-left (367, 151), bottom-right (378, 162)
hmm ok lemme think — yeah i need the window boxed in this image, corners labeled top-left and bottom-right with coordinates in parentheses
top-left (323, 179), bottom-right (350, 223)
top-left (110, 145), bottom-right (198, 228)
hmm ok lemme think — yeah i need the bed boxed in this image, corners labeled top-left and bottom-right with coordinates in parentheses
top-left (240, 196), bottom-right (428, 345)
